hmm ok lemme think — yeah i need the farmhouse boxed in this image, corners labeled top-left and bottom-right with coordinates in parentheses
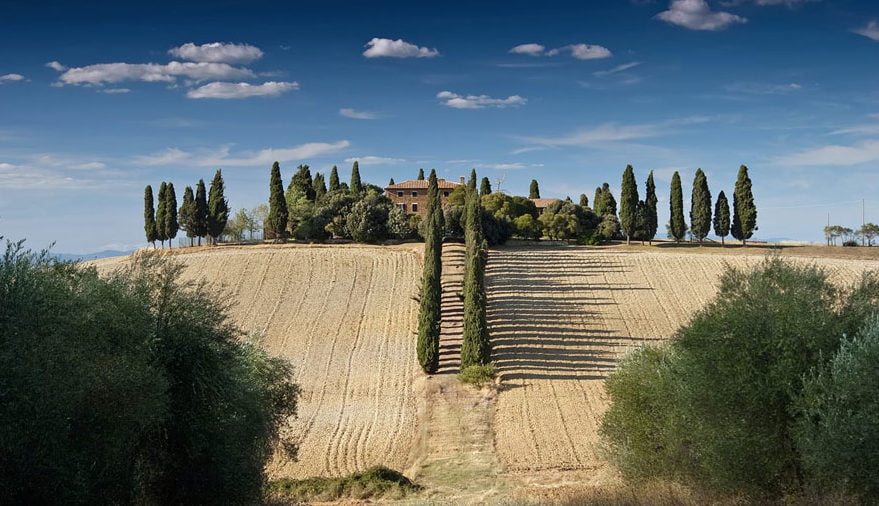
top-left (530, 198), bottom-right (561, 215)
top-left (385, 177), bottom-right (464, 217)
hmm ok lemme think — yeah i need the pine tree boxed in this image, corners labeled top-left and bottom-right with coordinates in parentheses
top-left (461, 181), bottom-right (489, 368)
top-left (144, 185), bottom-right (158, 248)
top-left (288, 164), bottom-right (315, 201)
top-left (207, 169), bottom-right (229, 245)
top-left (328, 166), bottom-right (340, 191)
top-left (313, 173), bottom-right (327, 200)
top-left (165, 182), bottom-right (179, 248)
top-left (579, 194), bottom-right (589, 208)
top-left (645, 171), bottom-right (658, 244)
top-left (417, 170), bottom-right (443, 373)
top-left (669, 171), bottom-right (687, 242)
top-left (714, 190), bottom-right (731, 246)
top-left (350, 161), bottom-right (362, 193)
top-left (480, 177), bottom-right (492, 196)
top-left (731, 165), bottom-right (757, 245)
top-left (179, 185), bottom-right (196, 246)
top-left (529, 179), bottom-right (540, 199)
top-left (194, 179), bottom-right (208, 246)
top-left (619, 165), bottom-right (639, 245)
top-left (155, 182), bottom-right (168, 248)
top-left (268, 161), bottom-right (288, 241)
top-left (388, 177), bottom-right (395, 186)
top-left (690, 169), bottom-right (712, 243)
top-left (417, 168), bottom-right (425, 180)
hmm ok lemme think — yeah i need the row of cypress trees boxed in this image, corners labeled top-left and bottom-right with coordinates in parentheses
top-left (461, 170), bottom-right (490, 368)
top-left (143, 170), bottom-right (229, 248)
top-left (417, 170), bottom-right (444, 373)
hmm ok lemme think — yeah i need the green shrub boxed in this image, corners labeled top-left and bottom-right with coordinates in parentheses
top-left (268, 466), bottom-right (419, 502)
top-left (458, 364), bottom-right (496, 387)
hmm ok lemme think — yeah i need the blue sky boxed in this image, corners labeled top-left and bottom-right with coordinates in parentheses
top-left (3, 0), bottom-right (879, 252)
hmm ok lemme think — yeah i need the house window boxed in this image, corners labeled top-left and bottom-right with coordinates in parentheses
top-left (412, 203), bottom-right (418, 212)
top-left (397, 203), bottom-right (406, 211)
top-left (411, 191), bottom-right (418, 197)
top-left (397, 191), bottom-right (404, 197)
top-left (443, 191), bottom-right (449, 197)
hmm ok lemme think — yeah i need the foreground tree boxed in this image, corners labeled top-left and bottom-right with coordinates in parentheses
top-left (417, 170), bottom-right (443, 373)
top-left (164, 182), bottom-right (179, 248)
top-left (194, 179), bottom-right (209, 246)
top-left (713, 191), bottom-right (730, 246)
top-left (690, 169), bottom-right (712, 243)
top-left (328, 165), bottom-right (340, 192)
top-left (268, 162), bottom-right (289, 242)
top-left (731, 165), bottom-right (757, 245)
top-left (207, 170), bottom-right (229, 244)
top-left (144, 185), bottom-right (158, 248)
top-left (350, 161), bottom-right (363, 193)
top-left (155, 182), bottom-right (169, 248)
top-left (644, 171), bottom-right (658, 244)
top-left (668, 172), bottom-right (687, 242)
top-left (178, 186), bottom-right (196, 247)
top-left (529, 179), bottom-right (540, 199)
top-left (461, 179), bottom-right (489, 368)
top-left (619, 165), bottom-right (638, 245)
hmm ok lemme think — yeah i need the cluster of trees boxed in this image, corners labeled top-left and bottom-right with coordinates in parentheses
top-left (0, 242), bottom-right (299, 504)
top-left (601, 257), bottom-right (879, 501)
top-left (143, 170), bottom-right (229, 247)
top-left (824, 223), bottom-right (879, 246)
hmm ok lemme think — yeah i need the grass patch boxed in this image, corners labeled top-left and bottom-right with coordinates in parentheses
top-left (458, 363), bottom-right (496, 387)
top-left (267, 466), bottom-right (419, 503)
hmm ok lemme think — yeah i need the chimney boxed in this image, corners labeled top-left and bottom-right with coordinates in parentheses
top-left (459, 176), bottom-right (465, 185)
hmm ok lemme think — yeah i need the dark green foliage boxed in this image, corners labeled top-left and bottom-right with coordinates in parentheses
top-left (461, 183), bottom-right (490, 369)
top-left (668, 171), bottom-right (687, 242)
top-left (443, 204), bottom-right (465, 238)
top-left (268, 162), bottom-right (289, 241)
top-left (601, 257), bottom-right (879, 497)
top-left (345, 193), bottom-right (391, 243)
top-left (350, 161), bottom-right (362, 193)
top-left (514, 214), bottom-right (542, 240)
top-left (313, 172), bottom-right (327, 201)
top-left (144, 185), bottom-right (158, 246)
top-left (619, 165), bottom-right (638, 245)
top-left (731, 165), bottom-right (757, 245)
top-left (0, 243), bottom-right (300, 505)
top-left (713, 191), bottom-right (730, 245)
top-left (288, 164), bottom-right (315, 201)
top-left (194, 179), bottom-right (209, 245)
top-left (579, 193), bottom-right (589, 207)
top-left (481, 193), bottom-right (538, 221)
top-left (468, 169), bottom-right (477, 190)
top-left (593, 187), bottom-right (603, 215)
top-left (178, 186), bottom-right (196, 245)
top-left (480, 176), bottom-right (492, 196)
top-left (269, 466), bottom-right (419, 502)
top-left (644, 171), bottom-right (658, 244)
top-left (207, 169), bottom-right (229, 244)
top-left (538, 200), bottom-right (600, 241)
top-left (156, 182), bottom-right (169, 247)
top-left (387, 206), bottom-right (418, 240)
top-left (164, 182), bottom-right (178, 247)
top-left (417, 170), bottom-right (443, 373)
top-left (529, 179), bottom-right (540, 199)
top-left (417, 168), bottom-right (425, 180)
top-left (388, 177), bottom-right (395, 186)
top-left (795, 316), bottom-right (879, 501)
top-left (328, 165), bottom-right (340, 191)
top-left (689, 169), bottom-right (712, 242)
top-left (458, 364), bottom-right (496, 387)
top-left (593, 182), bottom-right (618, 221)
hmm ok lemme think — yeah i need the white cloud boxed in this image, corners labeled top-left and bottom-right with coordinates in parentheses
top-left (776, 140), bottom-right (879, 166)
top-left (100, 88), bottom-right (131, 94)
top-left (339, 108), bottom-right (379, 119)
top-left (725, 82), bottom-right (802, 94)
top-left (56, 61), bottom-right (254, 86)
top-left (186, 81), bottom-right (298, 99)
top-left (0, 154), bottom-right (118, 190)
top-left (593, 62), bottom-right (642, 77)
top-left (853, 20), bottom-right (879, 42)
top-left (199, 141), bottom-right (350, 166)
top-left (0, 73), bottom-right (25, 82)
top-left (135, 147), bottom-right (192, 166)
top-left (168, 42), bottom-right (263, 64)
top-left (749, 0), bottom-right (820, 5)
top-left (437, 90), bottom-right (527, 109)
top-left (509, 43), bottom-right (546, 56)
top-left (363, 38), bottom-right (439, 58)
top-left (343, 156), bottom-right (405, 165)
top-left (45, 61), bottom-right (67, 71)
top-left (518, 116), bottom-right (710, 147)
top-left (656, 0), bottom-right (747, 31)
top-left (547, 44), bottom-right (612, 60)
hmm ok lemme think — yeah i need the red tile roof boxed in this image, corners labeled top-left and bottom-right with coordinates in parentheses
top-left (386, 178), bottom-right (461, 190)
top-left (531, 198), bottom-right (561, 208)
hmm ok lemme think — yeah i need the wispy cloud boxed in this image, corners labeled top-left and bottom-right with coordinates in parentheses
top-left (547, 44), bottom-right (612, 60)
top-left (54, 61), bottom-right (255, 86)
top-left (437, 91), bottom-right (526, 109)
top-left (135, 147), bottom-right (191, 166)
top-left (656, 0), bottom-right (747, 31)
top-left (509, 43), bottom-right (546, 56)
top-left (0, 73), bottom-right (25, 83)
top-left (518, 116), bottom-right (710, 148)
top-left (343, 156), bottom-right (404, 165)
top-left (593, 62), bottom-right (642, 77)
top-left (776, 140), bottom-right (879, 166)
top-left (853, 20), bottom-right (879, 42)
top-left (362, 38), bottom-right (439, 58)
top-left (0, 153), bottom-right (120, 190)
top-left (829, 124), bottom-right (879, 136)
top-left (168, 42), bottom-right (263, 64)
top-left (186, 81), bottom-right (298, 99)
top-left (339, 108), bottom-right (380, 120)
top-left (45, 61), bottom-right (67, 71)
top-left (99, 87), bottom-right (131, 94)
top-left (199, 141), bottom-right (350, 167)
top-left (725, 82), bottom-right (802, 95)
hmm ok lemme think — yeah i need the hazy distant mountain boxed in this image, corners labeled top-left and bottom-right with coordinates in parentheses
top-left (53, 250), bottom-right (133, 262)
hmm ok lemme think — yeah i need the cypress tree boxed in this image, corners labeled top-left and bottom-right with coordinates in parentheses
top-left (669, 171), bottom-right (687, 242)
top-left (313, 173), bottom-right (327, 200)
top-left (179, 185), bottom-right (196, 246)
top-left (388, 177), bottom-right (395, 186)
top-left (593, 187), bottom-right (605, 216)
top-left (690, 169), bottom-right (712, 243)
top-left (350, 161), bottom-right (362, 193)
top-left (288, 164), bottom-right (315, 201)
top-left (714, 190), bottom-right (731, 246)
top-left (480, 176), bottom-right (492, 196)
top-left (144, 185), bottom-right (158, 248)
top-left (461, 181), bottom-right (489, 368)
top-left (601, 183), bottom-right (617, 217)
top-left (155, 182), bottom-right (168, 248)
top-left (194, 179), bottom-right (208, 246)
top-left (579, 194), bottom-right (589, 208)
top-left (328, 166), bottom-right (340, 191)
top-left (207, 169), bottom-right (229, 245)
top-left (417, 168), bottom-right (425, 180)
top-left (731, 165), bottom-right (757, 245)
top-left (417, 170), bottom-right (442, 373)
top-left (268, 161), bottom-right (288, 241)
top-left (165, 182), bottom-right (179, 248)
top-left (469, 169), bottom-right (477, 190)
top-left (645, 171), bottom-right (658, 244)
top-left (619, 165), bottom-right (639, 245)
top-left (529, 179), bottom-right (540, 199)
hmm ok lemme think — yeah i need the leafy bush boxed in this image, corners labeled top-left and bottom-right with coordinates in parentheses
top-left (514, 214), bottom-right (543, 240)
top-left (268, 466), bottom-right (419, 502)
top-left (345, 193), bottom-right (392, 243)
top-left (843, 240), bottom-right (859, 247)
top-left (458, 363), bottom-right (496, 387)
top-left (577, 229), bottom-right (605, 245)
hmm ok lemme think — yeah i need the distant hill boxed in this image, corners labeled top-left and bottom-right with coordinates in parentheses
top-left (53, 250), bottom-right (133, 262)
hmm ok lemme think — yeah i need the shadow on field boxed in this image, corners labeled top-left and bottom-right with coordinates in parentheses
top-left (486, 248), bottom-right (652, 383)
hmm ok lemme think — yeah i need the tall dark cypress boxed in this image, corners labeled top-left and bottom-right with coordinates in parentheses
top-left (602, 183), bottom-right (617, 217)
top-left (731, 165), bottom-right (757, 245)
top-left (350, 161), bottom-right (362, 193)
top-left (417, 168), bottom-right (425, 180)
top-left (328, 166), bottom-right (340, 191)
top-left (690, 169), bottom-right (712, 242)
top-left (165, 182), bottom-right (179, 248)
top-left (645, 171), bottom-right (658, 244)
top-left (194, 179), bottom-right (208, 246)
top-left (593, 187), bottom-right (604, 216)
top-left (144, 185), bottom-right (158, 248)
top-left (179, 185), bottom-right (196, 246)
top-left (268, 161), bottom-right (288, 241)
top-left (155, 182), bottom-right (168, 248)
top-left (313, 173), bottom-right (327, 200)
top-left (579, 194), bottom-right (589, 208)
top-left (480, 177), bottom-right (492, 196)
top-left (461, 180), bottom-right (489, 368)
top-left (529, 179), bottom-right (540, 199)
top-left (669, 171), bottom-right (687, 242)
top-left (288, 164), bottom-right (315, 201)
top-left (388, 177), bottom-right (395, 186)
top-left (417, 170), bottom-right (443, 373)
top-left (714, 190), bottom-right (731, 246)
top-left (619, 165), bottom-right (639, 245)
top-left (207, 169), bottom-right (229, 245)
